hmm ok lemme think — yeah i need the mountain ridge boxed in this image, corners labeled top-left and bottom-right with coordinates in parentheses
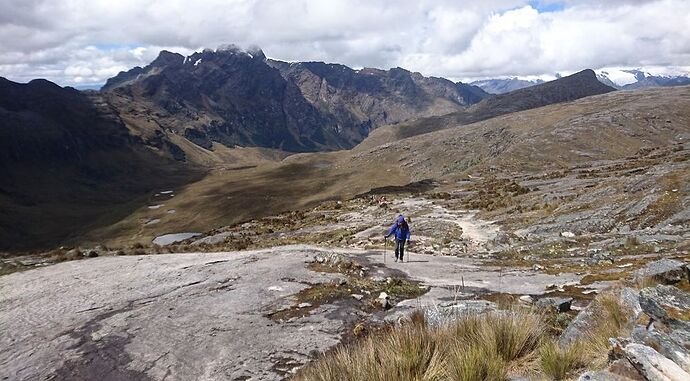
top-left (360, 69), bottom-right (617, 147)
top-left (102, 48), bottom-right (491, 154)
top-left (474, 69), bottom-right (690, 94)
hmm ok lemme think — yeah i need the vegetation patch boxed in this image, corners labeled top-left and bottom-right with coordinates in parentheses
top-left (269, 255), bottom-right (428, 323)
top-left (292, 309), bottom-right (584, 381)
top-left (539, 341), bottom-right (587, 381)
top-left (579, 270), bottom-right (632, 285)
top-left (265, 282), bottom-right (351, 321)
top-left (0, 261), bottom-right (31, 276)
top-left (356, 179), bottom-right (437, 197)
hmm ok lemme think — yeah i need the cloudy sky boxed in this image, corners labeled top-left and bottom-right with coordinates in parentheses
top-left (1, 0), bottom-right (689, 86)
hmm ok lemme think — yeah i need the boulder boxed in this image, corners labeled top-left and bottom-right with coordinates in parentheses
top-left (621, 343), bottom-right (690, 381)
top-left (384, 309), bottom-right (412, 325)
top-left (560, 288), bottom-right (641, 347)
top-left (536, 297), bottom-right (573, 313)
top-left (423, 300), bottom-right (497, 327)
top-left (666, 320), bottom-right (690, 351)
top-left (633, 259), bottom-right (688, 285)
top-left (631, 327), bottom-right (690, 372)
top-left (639, 285), bottom-right (690, 323)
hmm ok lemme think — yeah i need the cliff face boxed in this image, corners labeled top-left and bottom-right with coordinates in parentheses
top-left (268, 60), bottom-right (488, 144)
top-left (103, 48), bottom-right (490, 152)
top-left (104, 49), bottom-right (344, 152)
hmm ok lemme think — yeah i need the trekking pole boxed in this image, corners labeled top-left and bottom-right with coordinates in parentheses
top-left (383, 237), bottom-right (387, 264)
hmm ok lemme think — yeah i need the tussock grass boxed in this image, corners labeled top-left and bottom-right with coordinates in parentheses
top-left (447, 346), bottom-right (506, 381)
top-left (293, 310), bottom-right (545, 381)
top-left (539, 341), bottom-right (587, 380)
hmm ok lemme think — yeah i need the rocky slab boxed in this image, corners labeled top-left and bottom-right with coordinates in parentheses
top-left (0, 246), bottom-right (351, 381)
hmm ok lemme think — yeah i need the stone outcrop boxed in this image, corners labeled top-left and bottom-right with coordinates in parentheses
top-left (574, 260), bottom-right (690, 380)
top-left (560, 287), bottom-right (641, 347)
top-left (633, 258), bottom-right (688, 285)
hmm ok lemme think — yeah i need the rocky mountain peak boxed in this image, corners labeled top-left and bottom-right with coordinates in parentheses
top-left (151, 50), bottom-right (184, 68)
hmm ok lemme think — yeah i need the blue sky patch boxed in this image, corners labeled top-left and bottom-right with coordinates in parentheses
top-left (528, 0), bottom-right (566, 13)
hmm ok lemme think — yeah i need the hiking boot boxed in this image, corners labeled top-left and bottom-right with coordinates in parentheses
top-left (394, 258), bottom-right (398, 263)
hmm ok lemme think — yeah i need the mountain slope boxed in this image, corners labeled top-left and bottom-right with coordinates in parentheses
top-left (0, 77), bottom-right (200, 251)
top-left (104, 48), bottom-right (346, 152)
top-left (351, 86), bottom-right (689, 179)
top-left (268, 60), bottom-right (488, 141)
top-left (103, 47), bottom-right (490, 155)
top-left (91, 86), bottom-right (689, 248)
top-left (361, 69), bottom-right (617, 147)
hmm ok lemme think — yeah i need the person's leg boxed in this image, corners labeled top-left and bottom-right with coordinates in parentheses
top-left (395, 239), bottom-right (401, 260)
top-left (399, 240), bottom-right (406, 261)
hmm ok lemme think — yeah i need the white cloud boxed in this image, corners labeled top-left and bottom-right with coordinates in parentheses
top-left (0, 0), bottom-right (688, 86)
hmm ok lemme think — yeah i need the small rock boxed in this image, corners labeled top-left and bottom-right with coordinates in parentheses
top-left (577, 371), bottom-right (624, 381)
top-left (351, 294), bottom-right (364, 301)
top-left (533, 264), bottom-right (545, 271)
top-left (536, 297), bottom-right (573, 313)
top-left (519, 295), bottom-right (533, 304)
top-left (297, 302), bottom-right (312, 309)
top-left (84, 250), bottom-right (99, 258)
top-left (590, 251), bottom-right (614, 264)
top-left (379, 299), bottom-right (391, 310)
top-left (561, 231), bottom-right (576, 238)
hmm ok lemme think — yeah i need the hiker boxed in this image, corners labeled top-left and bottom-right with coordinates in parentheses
top-left (384, 215), bottom-right (411, 262)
